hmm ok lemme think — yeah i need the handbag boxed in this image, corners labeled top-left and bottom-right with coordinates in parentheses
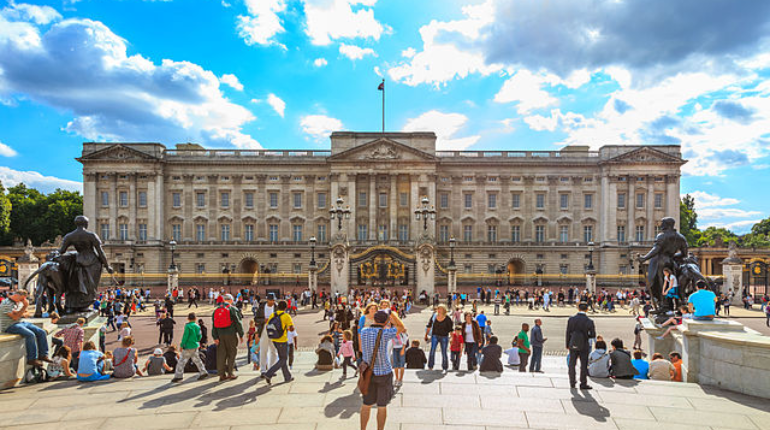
top-left (357, 329), bottom-right (383, 395)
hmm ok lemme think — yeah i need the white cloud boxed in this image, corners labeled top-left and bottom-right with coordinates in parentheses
top-left (3, 3), bottom-right (61, 25)
top-left (339, 43), bottom-right (376, 61)
top-left (0, 166), bottom-right (81, 193)
top-left (302, 0), bottom-right (386, 46)
top-left (313, 57), bottom-right (328, 67)
top-left (388, 1), bottom-right (502, 87)
top-left (0, 14), bottom-right (260, 149)
top-left (236, 0), bottom-right (286, 47)
top-left (706, 219), bottom-right (762, 233)
top-left (267, 93), bottom-right (285, 117)
top-left (220, 73), bottom-right (244, 91)
top-left (494, 70), bottom-right (558, 113)
top-left (300, 114), bottom-right (343, 141)
top-left (690, 191), bottom-right (740, 209)
top-left (402, 110), bottom-right (479, 151)
top-left (0, 141), bottom-right (17, 157)
top-left (688, 191), bottom-right (761, 232)
top-left (401, 47), bottom-right (416, 58)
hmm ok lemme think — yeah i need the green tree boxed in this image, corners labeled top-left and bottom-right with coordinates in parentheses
top-left (680, 194), bottom-right (700, 246)
top-left (751, 217), bottom-right (770, 236)
top-left (696, 226), bottom-right (739, 247)
top-left (2, 184), bottom-right (82, 245)
top-left (0, 182), bottom-right (11, 239)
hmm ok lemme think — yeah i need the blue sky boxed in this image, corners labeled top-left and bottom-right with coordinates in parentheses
top-left (1, 0), bottom-right (769, 233)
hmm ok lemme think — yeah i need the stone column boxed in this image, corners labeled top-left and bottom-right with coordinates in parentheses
top-left (308, 265), bottom-right (318, 294)
top-left (167, 267), bottom-right (179, 296)
top-left (410, 175), bottom-right (419, 241)
top-left (128, 173), bottom-right (137, 240)
top-left (347, 174), bottom-right (357, 241)
top-left (109, 174), bottom-right (118, 239)
top-left (156, 173), bottom-right (165, 241)
top-left (147, 173), bottom-right (157, 240)
top-left (17, 253), bottom-right (39, 296)
top-left (416, 243), bottom-right (435, 296)
top-left (83, 173), bottom-right (97, 227)
top-left (369, 174), bottom-right (376, 241)
top-left (389, 174), bottom-right (397, 241)
top-left (585, 270), bottom-right (597, 294)
top-left (721, 251), bottom-right (743, 305)
top-left (447, 265), bottom-right (457, 294)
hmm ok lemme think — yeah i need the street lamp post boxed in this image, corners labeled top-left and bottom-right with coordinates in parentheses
top-left (414, 196), bottom-right (436, 231)
top-left (329, 197), bottom-right (351, 231)
top-left (169, 239), bottom-right (177, 270)
top-left (586, 241), bottom-right (597, 293)
top-left (587, 241), bottom-right (595, 272)
top-left (449, 237), bottom-right (456, 267)
top-left (309, 236), bottom-right (317, 267)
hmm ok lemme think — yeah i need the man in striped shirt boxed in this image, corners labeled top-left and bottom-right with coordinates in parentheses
top-left (54, 317), bottom-right (85, 369)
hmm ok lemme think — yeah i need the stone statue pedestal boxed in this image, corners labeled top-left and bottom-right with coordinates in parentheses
top-left (17, 262), bottom-right (39, 296)
top-left (330, 241), bottom-right (349, 296)
top-left (416, 242), bottom-right (435, 297)
top-left (167, 268), bottom-right (179, 296)
top-left (447, 265), bottom-right (457, 295)
top-left (58, 309), bottom-right (100, 325)
top-left (722, 263), bottom-right (743, 306)
top-left (308, 265), bottom-right (318, 293)
top-left (585, 271), bottom-right (597, 294)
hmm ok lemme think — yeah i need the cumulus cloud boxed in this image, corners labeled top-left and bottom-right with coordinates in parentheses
top-left (0, 141), bottom-right (18, 157)
top-left (689, 191), bottom-right (760, 233)
top-left (313, 57), bottom-right (328, 67)
top-left (0, 6), bottom-right (260, 148)
top-left (267, 93), bottom-right (285, 117)
top-left (301, 114), bottom-right (343, 141)
top-left (303, 0), bottom-right (386, 46)
top-left (236, 0), bottom-right (286, 47)
top-left (220, 74), bottom-right (244, 91)
top-left (402, 110), bottom-right (479, 151)
top-left (690, 191), bottom-right (740, 209)
top-left (339, 43), bottom-right (376, 60)
top-left (0, 166), bottom-right (81, 193)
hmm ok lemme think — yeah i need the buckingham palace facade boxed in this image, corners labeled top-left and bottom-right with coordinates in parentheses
top-left (78, 131), bottom-right (685, 290)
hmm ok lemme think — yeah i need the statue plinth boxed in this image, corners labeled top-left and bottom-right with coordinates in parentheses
top-left (58, 309), bottom-right (100, 325)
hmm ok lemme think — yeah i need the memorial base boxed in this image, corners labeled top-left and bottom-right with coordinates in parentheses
top-left (58, 309), bottom-right (100, 325)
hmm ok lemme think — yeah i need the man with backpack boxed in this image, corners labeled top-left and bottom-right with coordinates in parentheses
top-left (212, 294), bottom-right (243, 381)
top-left (260, 300), bottom-right (294, 385)
top-left (255, 292), bottom-right (279, 373)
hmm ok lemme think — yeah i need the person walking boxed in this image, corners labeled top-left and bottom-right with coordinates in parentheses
top-left (171, 312), bottom-right (208, 382)
top-left (424, 304), bottom-right (452, 371)
top-left (566, 302), bottom-right (596, 389)
top-left (529, 319), bottom-right (546, 373)
top-left (359, 310), bottom-right (406, 430)
top-left (255, 293), bottom-right (279, 373)
top-left (157, 312), bottom-right (176, 346)
top-left (461, 312), bottom-right (482, 371)
top-left (260, 300), bottom-right (294, 384)
top-left (212, 294), bottom-right (244, 381)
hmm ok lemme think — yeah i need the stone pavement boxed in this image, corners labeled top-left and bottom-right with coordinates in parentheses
top-left (1, 353), bottom-right (768, 430)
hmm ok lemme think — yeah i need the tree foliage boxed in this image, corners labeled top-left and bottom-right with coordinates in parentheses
top-left (680, 195), bottom-right (700, 246)
top-left (2, 184), bottom-right (83, 245)
top-left (0, 182), bottom-right (11, 239)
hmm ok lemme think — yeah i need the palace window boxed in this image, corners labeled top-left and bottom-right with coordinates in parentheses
top-left (138, 224), bottom-right (147, 241)
top-left (100, 223), bottom-right (109, 240)
top-left (220, 224), bottom-right (230, 241)
top-left (119, 191), bottom-right (128, 207)
top-left (636, 193), bottom-right (645, 208)
top-left (359, 192), bottom-right (367, 207)
top-left (617, 193), bottom-right (626, 209)
top-left (379, 193), bottom-right (388, 208)
top-left (399, 193), bottom-right (408, 207)
top-left (172, 192), bottom-right (182, 208)
top-left (560, 193), bottom-right (569, 209)
top-left (464, 264), bottom-right (473, 274)
top-left (196, 192), bottom-right (206, 208)
top-left (196, 264), bottom-right (205, 274)
top-left (317, 193), bottom-right (327, 209)
top-left (535, 225), bottom-right (545, 243)
top-left (357, 224), bottom-right (368, 241)
top-left (293, 192), bottom-right (302, 209)
top-left (317, 224), bottom-right (327, 243)
top-left (172, 224), bottom-right (181, 242)
top-left (269, 192), bottom-right (278, 208)
top-left (560, 264), bottom-right (569, 275)
top-left (511, 225), bottom-right (521, 242)
top-left (119, 223), bottom-right (128, 240)
top-left (242, 224), bottom-right (252, 242)
top-left (617, 225), bottom-right (626, 243)
top-left (221, 192), bottom-right (230, 208)
top-left (440, 193), bottom-right (449, 209)
top-left (487, 225), bottom-right (497, 242)
top-left (269, 224), bottom-right (279, 242)
top-left (488, 193), bottom-right (497, 209)
top-left (398, 224), bottom-right (408, 242)
top-left (138, 191), bottom-right (147, 208)
top-left (245, 192), bottom-right (254, 208)
top-left (464, 193), bottom-right (473, 209)
top-left (635, 225), bottom-right (645, 242)
top-left (560, 225), bottom-right (569, 242)
top-left (654, 193), bottom-right (663, 208)
top-left (293, 224), bottom-right (303, 242)
top-left (101, 191), bottom-right (109, 207)
top-left (584, 194), bottom-right (593, 209)
top-left (463, 225), bottom-right (473, 242)
top-left (536, 193), bottom-right (545, 209)
top-left (293, 264), bottom-right (302, 274)
top-left (196, 224), bottom-right (206, 242)
top-left (512, 193), bottom-right (521, 209)
top-left (583, 225), bottom-right (593, 243)
top-left (378, 225), bottom-right (388, 241)
top-left (439, 225), bottom-right (449, 243)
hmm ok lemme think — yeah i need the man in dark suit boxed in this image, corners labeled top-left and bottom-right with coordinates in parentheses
top-left (566, 302), bottom-right (596, 389)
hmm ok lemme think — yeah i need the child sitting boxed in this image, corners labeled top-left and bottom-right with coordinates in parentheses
top-left (405, 339), bottom-right (427, 369)
top-left (143, 348), bottom-right (173, 376)
top-left (315, 335), bottom-right (335, 371)
top-left (102, 351), bottom-right (114, 373)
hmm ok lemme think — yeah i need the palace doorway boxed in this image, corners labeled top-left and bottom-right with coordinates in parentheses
top-left (507, 258), bottom-right (526, 285)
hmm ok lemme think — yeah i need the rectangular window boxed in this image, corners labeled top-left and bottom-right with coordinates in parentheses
top-left (584, 194), bottom-right (593, 209)
top-left (138, 191), bottom-right (147, 208)
top-left (243, 224), bottom-right (253, 242)
top-left (293, 192), bottom-right (302, 209)
top-left (399, 192), bottom-right (408, 207)
top-left (119, 191), bottom-right (128, 207)
top-left (101, 191), bottom-right (109, 207)
top-left (635, 225), bottom-right (645, 242)
top-left (293, 263), bottom-right (302, 274)
top-left (536, 193), bottom-right (545, 209)
top-left (560, 264), bottom-right (569, 275)
top-left (317, 224), bottom-right (327, 243)
top-left (379, 193), bottom-right (388, 208)
top-left (357, 224), bottom-right (368, 241)
top-left (535, 225), bottom-right (545, 243)
top-left (488, 193), bottom-right (497, 209)
top-left (172, 192), bottom-right (182, 208)
top-left (317, 193), bottom-right (326, 209)
top-left (269, 192), bottom-right (278, 208)
top-left (196, 264), bottom-right (205, 274)
top-left (617, 225), bottom-right (626, 243)
top-left (617, 193), bottom-right (626, 209)
top-left (196, 224), bottom-right (206, 241)
top-left (636, 193), bottom-right (645, 208)
top-left (138, 223), bottom-right (147, 241)
top-left (440, 193), bottom-right (449, 209)
top-left (100, 223), bottom-right (110, 240)
top-left (269, 224), bottom-right (279, 242)
top-left (398, 224), bottom-right (408, 242)
top-left (221, 192), bottom-right (230, 208)
top-left (511, 225), bottom-right (520, 242)
top-left (220, 224), bottom-right (230, 241)
top-left (512, 193), bottom-right (521, 209)
top-left (359, 192), bottom-right (367, 207)
top-left (119, 223), bottom-right (128, 240)
top-left (378, 225), bottom-right (388, 241)
top-left (196, 192), bottom-right (206, 208)
top-left (560, 194), bottom-right (569, 209)
top-left (292, 224), bottom-right (302, 242)
top-left (654, 193), bottom-right (663, 208)
top-left (172, 224), bottom-right (181, 242)
top-left (560, 225), bottom-right (569, 242)
top-left (463, 225), bottom-right (473, 242)
top-left (584, 225), bottom-right (593, 243)
top-left (487, 225), bottom-right (497, 242)
top-left (245, 192), bottom-right (254, 208)
top-left (464, 193), bottom-right (472, 209)
top-left (439, 225), bottom-right (449, 242)
top-left (463, 264), bottom-right (472, 274)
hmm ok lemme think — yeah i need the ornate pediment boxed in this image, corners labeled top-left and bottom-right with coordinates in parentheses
top-left (79, 144), bottom-right (160, 162)
top-left (329, 138), bottom-right (436, 162)
top-left (603, 147), bottom-right (684, 165)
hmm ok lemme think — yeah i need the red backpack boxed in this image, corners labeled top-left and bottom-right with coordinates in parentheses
top-left (213, 304), bottom-right (232, 328)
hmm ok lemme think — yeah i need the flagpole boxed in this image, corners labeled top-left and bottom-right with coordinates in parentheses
top-left (381, 79), bottom-right (385, 133)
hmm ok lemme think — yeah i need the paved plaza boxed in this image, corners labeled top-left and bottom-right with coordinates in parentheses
top-left (2, 351), bottom-right (770, 430)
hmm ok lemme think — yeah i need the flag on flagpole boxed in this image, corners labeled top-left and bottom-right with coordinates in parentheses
top-left (378, 81), bottom-right (384, 90)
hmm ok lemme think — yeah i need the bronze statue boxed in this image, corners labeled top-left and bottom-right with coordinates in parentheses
top-left (24, 251), bottom-right (66, 317)
top-left (57, 216), bottom-right (113, 313)
top-left (637, 217), bottom-right (688, 312)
